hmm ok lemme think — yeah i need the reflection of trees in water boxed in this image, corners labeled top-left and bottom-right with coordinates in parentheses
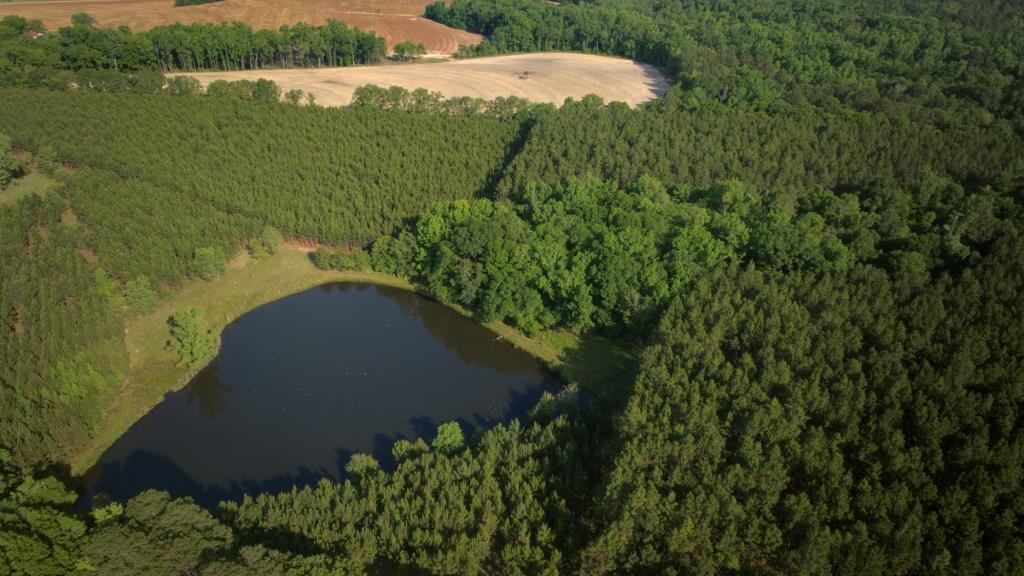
top-left (183, 362), bottom-right (231, 419)
top-left (369, 283), bottom-right (542, 375)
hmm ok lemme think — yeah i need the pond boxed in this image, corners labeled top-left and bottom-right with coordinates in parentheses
top-left (81, 283), bottom-right (559, 508)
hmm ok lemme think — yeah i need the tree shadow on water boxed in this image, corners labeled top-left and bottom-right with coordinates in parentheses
top-left (81, 450), bottom-right (338, 510)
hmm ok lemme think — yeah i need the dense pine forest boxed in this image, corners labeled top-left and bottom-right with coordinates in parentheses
top-left (1, 0), bottom-right (1023, 574)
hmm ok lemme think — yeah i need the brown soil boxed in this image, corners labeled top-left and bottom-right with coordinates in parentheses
top-left (176, 52), bottom-right (670, 107)
top-left (0, 0), bottom-right (481, 54)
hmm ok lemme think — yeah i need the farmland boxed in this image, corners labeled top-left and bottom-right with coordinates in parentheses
top-left (176, 52), bottom-right (670, 106)
top-left (0, 0), bottom-right (481, 53)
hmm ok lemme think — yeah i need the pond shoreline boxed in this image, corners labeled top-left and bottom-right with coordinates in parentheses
top-left (70, 245), bottom-right (593, 475)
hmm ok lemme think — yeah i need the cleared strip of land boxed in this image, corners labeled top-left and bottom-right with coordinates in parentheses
top-left (0, 0), bottom-right (481, 54)
top-left (176, 53), bottom-right (670, 107)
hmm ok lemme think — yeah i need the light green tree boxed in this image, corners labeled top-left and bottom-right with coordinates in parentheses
top-left (190, 247), bottom-right (225, 281)
top-left (167, 308), bottom-right (216, 368)
top-left (432, 421), bottom-right (464, 454)
top-left (123, 275), bottom-right (157, 316)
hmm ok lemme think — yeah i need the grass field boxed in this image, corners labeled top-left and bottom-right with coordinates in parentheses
top-left (0, 170), bottom-right (58, 205)
top-left (176, 52), bottom-right (669, 107)
top-left (72, 245), bottom-right (636, 473)
top-left (0, 0), bottom-right (481, 54)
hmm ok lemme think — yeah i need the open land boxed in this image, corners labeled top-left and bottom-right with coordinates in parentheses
top-left (176, 52), bottom-right (670, 107)
top-left (0, 170), bottom-right (58, 205)
top-left (0, 0), bottom-right (482, 54)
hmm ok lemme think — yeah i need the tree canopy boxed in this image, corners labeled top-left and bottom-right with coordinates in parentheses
top-left (0, 0), bottom-right (1022, 573)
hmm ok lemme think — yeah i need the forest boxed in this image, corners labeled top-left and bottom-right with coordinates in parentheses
top-left (0, 15), bottom-right (386, 75)
top-left (1, 0), bottom-right (1023, 574)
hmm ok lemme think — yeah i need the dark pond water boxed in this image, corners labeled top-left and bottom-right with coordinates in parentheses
top-left (81, 283), bottom-right (559, 507)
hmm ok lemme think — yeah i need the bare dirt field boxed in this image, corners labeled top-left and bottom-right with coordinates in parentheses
top-left (175, 53), bottom-right (670, 107)
top-left (0, 0), bottom-right (481, 54)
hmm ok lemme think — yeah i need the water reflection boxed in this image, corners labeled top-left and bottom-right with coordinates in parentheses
top-left (182, 362), bottom-right (231, 419)
top-left (82, 283), bottom-right (558, 508)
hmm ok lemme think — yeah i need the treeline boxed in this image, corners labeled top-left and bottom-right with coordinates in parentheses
top-left (0, 15), bottom-right (385, 76)
top-left (497, 98), bottom-right (1024, 198)
top-left (351, 84), bottom-right (551, 119)
top-left (427, 0), bottom-right (1024, 128)
top-left (147, 21), bottom-right (386, 71)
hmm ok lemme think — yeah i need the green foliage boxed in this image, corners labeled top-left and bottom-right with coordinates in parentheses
top-left (0, 90), bottom-right (518, 247)
top-left (249, 226), bottom-right (282, 259)
top-left (226, 419), bottom-right (567, 575)
top-left (35, 145), bottom-right (59, 176)
top-left (85, 490), bottom-right (232, 576)
top-left (0, 450), bottom-right (90, 575)
top-left (0, 17), bottom-right (385, 78)
top-left (392, 40), bottom-right (426, 60)
top-left (0, 132), bottom-right (21, 189)
top-left (429, 0), bottom-right (1024, 127)
top-left (582, 236), bottom-right (1024, 574)
top-left (123, 276), bottom-right (156, 316)
top-left (344, 453), bottom-right (382, 483)
top-left (431, 421), bottom-right (465, 454)
top-left (352, 83), bottom-right (552, 119)
top-left (499, 102), bottom-right (1022, 198)
top-left (0, 196), bottom-right (126, 466)
top-left (174, 0), bottom-right (222, 6)
top-left (166, 308), bottom-right (216, 369)
top-left (310, 247), bottom-right (372, 271)
top-left (0, 1), bottom-right (1022, 573)
top-left (190, 246), bottom-right (225, 281)
top-left (90, 502), bottom-right (123, 525)
top-left (283, 89), bottom-right (304, 105)
top-left (69, 13), bottom-right (95, 27)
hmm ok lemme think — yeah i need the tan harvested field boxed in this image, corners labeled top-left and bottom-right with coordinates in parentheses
top-left (176, 53), bottom-right (670, 107)
top-left (0, 0), bottom-right (481, 54)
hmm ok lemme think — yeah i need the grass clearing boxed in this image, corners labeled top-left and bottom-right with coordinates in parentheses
top-left (1, 170), bottom-right (58, 205)
top-left (72, 245), bottom-right (635, 473)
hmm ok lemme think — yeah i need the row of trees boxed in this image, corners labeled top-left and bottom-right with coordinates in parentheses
top-left (351, 83), bottom-right (549, 119)
top-left (0, 15), bottom-right (386, 74)
top-left (498, 97), bottom-right (1023, 198)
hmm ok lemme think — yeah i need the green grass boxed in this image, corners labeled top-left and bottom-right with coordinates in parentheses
top-left (0, 170), bottom-right (58, 205)
top-left (72, 245), bottom-right (636, 473)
